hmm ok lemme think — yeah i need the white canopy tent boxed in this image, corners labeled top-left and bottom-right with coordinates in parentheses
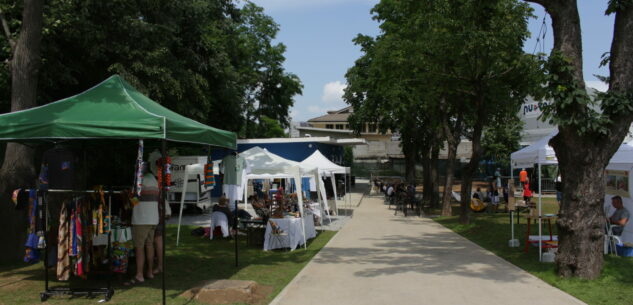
top-left (239, 146), bottom-right (326, 249)
top-left (511, 130), bottom-right (633, 259)
top-left (239, 147), bottom-right (332, 221)
top-left (605, 143), bottom-right (633, 245)
top-left (510, 130), bottom-right (558, 261)
top-left (300, 150), bottom-right (352, 216)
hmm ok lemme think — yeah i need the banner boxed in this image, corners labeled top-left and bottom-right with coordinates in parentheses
top-left (606, 170), bottom-right (630, 198)
top-left (522, 101), bottom-right (551, 118)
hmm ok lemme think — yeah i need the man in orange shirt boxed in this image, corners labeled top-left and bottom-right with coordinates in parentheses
top-left (519, 168), bottom-right (528, 184)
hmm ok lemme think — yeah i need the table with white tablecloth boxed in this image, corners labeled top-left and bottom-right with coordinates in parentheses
top-left (264, 215), bottom-right (317, 251)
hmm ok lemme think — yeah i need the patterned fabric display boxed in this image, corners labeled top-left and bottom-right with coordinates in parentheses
top-left (57, 202), bottom-right (70, 280)
top-left (204, 163), bottom-right (215, 187)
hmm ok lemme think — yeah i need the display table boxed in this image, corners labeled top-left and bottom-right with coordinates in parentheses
top-left (524, 214), bottom-right (557, 253)
top-left (264, 216), bottom-right (317, 251)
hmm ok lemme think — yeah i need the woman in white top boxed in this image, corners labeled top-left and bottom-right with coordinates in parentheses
top-left (126, 163), bottom-right (159, 285)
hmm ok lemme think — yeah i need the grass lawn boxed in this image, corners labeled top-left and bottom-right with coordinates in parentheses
top-left (0, 225), bottom-right (336, 305)
top-left (433, 197), bottom-right (633, 305)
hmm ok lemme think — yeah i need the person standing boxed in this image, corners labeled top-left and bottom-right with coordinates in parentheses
top-left (555, 175), bottom-right (563, 205)
top-left (519, 168), bottom-right (528, 185)
top-left (126, 162), bottom-right (159, 285)
top-left (523, 179), bottom-right (532, 206)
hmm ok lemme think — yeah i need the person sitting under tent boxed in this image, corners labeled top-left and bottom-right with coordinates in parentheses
top-left (213, 195), bottom-right (234, 228)
top-left (609, 195), bottom-right (629, 236)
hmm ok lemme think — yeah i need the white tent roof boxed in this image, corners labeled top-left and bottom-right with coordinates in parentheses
top-left (240, 146), bottom-right (314, 178)
top-left (511, 130), bottom-right (558, 169)
top-left (300, 149), bottom-right (349, 175)
top-left (607, 142), bottom-right (633, 171)
top-left (511, 129), bottom-right (633, 170)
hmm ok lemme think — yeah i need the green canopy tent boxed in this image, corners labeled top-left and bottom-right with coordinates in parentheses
top-left (0, 75), bottom-right (236, 148)
top-left (0, 75), bottom-right (236, 304)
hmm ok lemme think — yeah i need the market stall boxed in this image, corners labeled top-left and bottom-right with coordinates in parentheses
top-left (238, 147), bottom-right (322, 250)
top-left (510, 131), bottom-right (558, 261)
top-left (300, 149), bottom-right (352, 216)
top-left (511, 130), bottom-right (633, 260)
top-left (0, 75), bottom-right (236, 303)
top-left (604, 143), bottom-right (633, 245)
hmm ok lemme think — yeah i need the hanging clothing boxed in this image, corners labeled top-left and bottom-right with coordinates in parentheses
top-left (57, 202), bottom-right (70, 281)
top-left (204, 163), bottom-right (215, 187)
top-left (24, 190), bottom-right (40, 264)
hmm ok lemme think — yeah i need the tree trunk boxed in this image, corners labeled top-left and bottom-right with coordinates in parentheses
top-left (430, 144), bottom-right (440, 209)
top-left (0, 0), bottom-right (44, 194)
top-left (525, 0), bottom-right (633, 279)
top-left (441, 142), bottom-right (457, 216)
top-left (0, 0), bottom-right (44, 262)
top-left (403, 141), bottom-right (417, 184)
top-left (422, 147), bottom-right (433, 207)
top-left (459, 120), bottom-right (484, 225)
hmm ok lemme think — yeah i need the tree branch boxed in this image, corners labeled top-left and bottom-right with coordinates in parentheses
top-left (0, 7), bottom-right (15, 52)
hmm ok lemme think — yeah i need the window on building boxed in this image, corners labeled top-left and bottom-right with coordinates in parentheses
top-left (368, 124), bottom-right (377, 133)
top-left (326, 124), bottom-right (334, 129)
top-left (344, 124), bottom-right (349, 130)
top-left (336, 124), bottom-right (344, 130)
top-left (362, 124), bottom-right (367, 133)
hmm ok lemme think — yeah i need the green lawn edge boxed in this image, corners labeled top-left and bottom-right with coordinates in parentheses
top-left (432, 203), bottom-right (633, 305)
top-left (0, 225), bottom-right (337, 305)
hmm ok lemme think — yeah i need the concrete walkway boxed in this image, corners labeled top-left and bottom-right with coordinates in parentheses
top-left (270, 193), bottom-right (586, 305)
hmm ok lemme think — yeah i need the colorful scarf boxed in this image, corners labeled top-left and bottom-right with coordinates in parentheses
top-left (57, 202), bottom-right (70, 280)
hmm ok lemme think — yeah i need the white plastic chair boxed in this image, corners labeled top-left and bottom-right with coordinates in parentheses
top-left (605, 217), bottom-right (622, 256)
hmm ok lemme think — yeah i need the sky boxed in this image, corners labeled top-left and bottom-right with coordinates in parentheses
top-left (248, 0), bottom-right (615, 123)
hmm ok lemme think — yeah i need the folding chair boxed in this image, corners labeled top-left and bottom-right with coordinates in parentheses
top-left (267, 220), bottom-right (289, 251)
top-left (605, 217), bottom-right (622, 256)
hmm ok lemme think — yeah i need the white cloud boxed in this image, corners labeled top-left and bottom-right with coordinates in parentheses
top-left (308, 105), bottom-right (325, 113)
top-left (290, 108), bottom-right (301, 121)
top-left (586, 80), bottom-right (608, 92)
top-left (321, 81), bottom-right (347, 104)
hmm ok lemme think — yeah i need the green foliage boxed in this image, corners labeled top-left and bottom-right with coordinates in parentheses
top-left (481, 114), bottom-right (523, 167)
top-left (345, 0), bottom-right (540, 167)
top-left (343, 146), bottom-right (354, 167)
top-left (540, 52), bottom-right (633, 138)
top-left (255, 115), bottom-right (287, 138)
top-left (0, 0), bottom-right (300, 137)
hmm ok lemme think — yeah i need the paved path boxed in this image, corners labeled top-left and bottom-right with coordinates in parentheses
top-left (270, 193), bottom-right (586, 305)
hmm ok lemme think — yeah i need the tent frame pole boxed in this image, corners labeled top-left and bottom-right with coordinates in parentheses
top-left (161, 140), bottom-right (167, 305)
top-left (538, 162), bottom-right (542, 262)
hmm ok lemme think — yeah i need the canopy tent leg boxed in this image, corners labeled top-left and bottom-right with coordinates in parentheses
top-left (330, 172), bottom-right (339, 216)
top-left (160, 140), bottom-right (167, 305)
top-left (538, 162), bottom-right (542, 262)
top-left (176, 169), bottom-right (189, 246)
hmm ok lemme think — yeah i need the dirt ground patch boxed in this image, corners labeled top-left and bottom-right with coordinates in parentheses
top-left (181, 279), bottom-right (273, 305)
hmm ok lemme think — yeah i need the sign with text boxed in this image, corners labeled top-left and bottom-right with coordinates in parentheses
top-left (522, 101), bottom-right (551, 118)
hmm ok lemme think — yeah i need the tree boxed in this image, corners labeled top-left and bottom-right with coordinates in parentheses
top-left (0, 0), bottom-right (44, 193)
top-left (523, 0), bottom-right (633, 279)
top-left (256, 115), bottom-right (287, 138)
top-left (481, 113), bottom-right (523, 168)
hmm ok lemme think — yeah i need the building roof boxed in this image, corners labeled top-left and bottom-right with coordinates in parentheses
top-left (238, 136), bottom-right (365, 146)
top-left (307, 106), bottom-right (353, 122)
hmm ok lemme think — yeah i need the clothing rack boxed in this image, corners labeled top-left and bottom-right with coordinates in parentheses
top-left (39, 188), bottom-right (123, 302)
